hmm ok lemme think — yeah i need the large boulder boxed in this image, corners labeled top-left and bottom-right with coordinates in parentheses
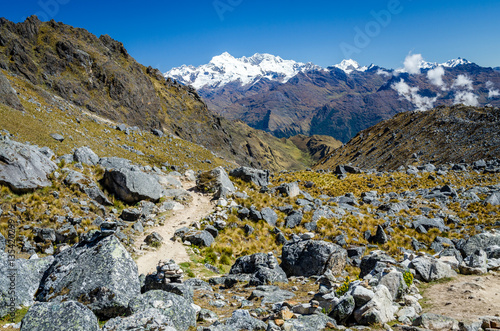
top-left (20, 301), bottom-right (99, 331)
top-left (410, 255), bottom-right (457, 282)
top-left (229, 166), bottom-right (270, 187)
top-left (64, 170), bottom-right (111, 205)
top-left (127, 290), bottom-right (196, 331)
top-left (0, 252), bottom-right (54, 318)
top-left (102, 168), bottom-right (163, 204)
top-left (260, 207), bottom-right (278, 227)
top-left (0, 138), bottom-right (57, 193)
top-left (359, 250), bottom-right (397, 279)
top-left (276, 182), bottom-right (300, 198)
top-left (196, 167), bottom-right (235, 198)
top-left (229, 252), bottom-right (288, 286)
top-left (36, 233), bottom-right (141, 318)
top-left (73, 147), bottom-right (99, 166)
top-left (283, 314), bottom-right (337, 331)
top-left (102, 308), bottom-right (176, 331)
top-left (281, 239), bottom-right (347, 277)
top-left (353, 285), bottom-right (397, 325)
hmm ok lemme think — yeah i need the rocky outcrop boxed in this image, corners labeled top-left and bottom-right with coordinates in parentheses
top-left (36, 233), bottom-right (141, 318)
top-left (280, 239), bottom-right (347, 277)
top-left (196, 167), bottom-right (235, 198)
top-left (73, 147), bottom-right (99, 166)
top-left (0, 137), bottom-right (57, 193)
top-left (20, 301), bottom-right (100, 331)
top-left (102, 167), bottom-right (163, 204)
top-left (0, 71), bottom-right (23, 111)
top-left (229, 166), bottom-right (270, 187)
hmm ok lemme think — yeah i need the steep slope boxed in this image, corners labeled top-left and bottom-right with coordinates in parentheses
top-left (315, 105), bottom-right (500, 171)
top-left (0, 16), bottom-right (325, 171)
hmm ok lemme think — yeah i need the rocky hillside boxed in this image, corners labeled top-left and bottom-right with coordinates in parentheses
top-left (1, 132), bottom-right (499, 330)
top-left (0, 16), bottom-right (338, 171)
top-left (315, 105), bottom-right (500, 171)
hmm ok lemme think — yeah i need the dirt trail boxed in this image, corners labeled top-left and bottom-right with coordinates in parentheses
top-left (134, 180), bottom-right (214, 275)
top-left (421, 273), bottom-right (500, 322)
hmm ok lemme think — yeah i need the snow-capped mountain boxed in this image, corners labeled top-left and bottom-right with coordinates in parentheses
top-left (333, 59), bottom-right (369, 74)
top-left (165, 52), bottom-right (322, 89)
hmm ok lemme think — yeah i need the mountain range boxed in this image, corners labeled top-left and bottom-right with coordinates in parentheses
top-left (166, 53), bottom-right (500, 143)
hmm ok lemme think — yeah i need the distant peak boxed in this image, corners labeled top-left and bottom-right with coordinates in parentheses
top-left (165, 52), bottom-right (322, 89)
top-left (441, 58), bottom-right (472, 67)
top-left (334, 59), bottom-right (368, 74)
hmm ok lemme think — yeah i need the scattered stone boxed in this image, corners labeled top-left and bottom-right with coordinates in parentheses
top-left (102, 167), bottom-right (163, 204)
top-left (229, 166), bottom-right (270, 187)
top-left (196, 167), bottom-right (235, 198)
top-left (73, 146), bottom-right (99, 166)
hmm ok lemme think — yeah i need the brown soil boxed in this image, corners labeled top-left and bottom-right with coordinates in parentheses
top-left (420, 272), bottom-right (500, 323)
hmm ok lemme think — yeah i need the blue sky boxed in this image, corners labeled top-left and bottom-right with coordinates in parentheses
top-left (2, 0), bottom-right (499, 72)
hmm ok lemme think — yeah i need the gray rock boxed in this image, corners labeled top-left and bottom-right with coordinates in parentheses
top-left (0, 71), bottom-right (23, 110)
top-left (64, 170), bottom-right (111, 206)
top-left (145, 232), bottom-right (164, 246)
top-left (285, 210), bottom-right (303, 228)
top-left (183, 230), bottom-right (214, 247)
top-left (128, 290), bottom-right (196, 331)
top-left (281, 240), bottom-right (347, 277)
top-left (330, 295), bottom-right (355, 324)
top-left (378, 270), bottom-right (408, 300)
top-left (211, 309), bottom-right (267, 331)
top-left (248, 286), bottom-right (295, 305)
top-left (196, 167), bottom-right (235, 198)
top-left (102, 308), bottom-right (176, 331)
top-left (351, 285), bottom-right (375, 307)
top-left (36, 234), bottom-right (140, 318)
top-left (412, 216), bottom-right (448, 232)
top-left (484, 192), bottom-right (500, 206)
top-left (410, 255), bottom-right (457, 282)
top-left (412, 313), bottom-right (459, 331)
top-left (163, 188), bottom-right (191, 203)
top-left (276, 182), bottom-right (300, 198)
top-left (0, 139), bottom-right (57, 193)
top-left (283, 314), bottom-right (337, 331)
top-left (33, 227), bottom-right (56, 243)
top-left (198, 308), bottom-right (218, 323)
top-left (120, 208), bottom-right (142, 222)
top-left (353, 285), bottom-right (397, 325)
top-left (50, 133), bottom-right (64, 142)
top-left (229, 253), bottom-right (288, 286)
top-left (98, 157), bottom-right (133, 170)
top-left (359, 250), bottom-right (397, 278)
top-left (260, 207), bottom-right (278, 227)
top-left (204, 225), bottom-right (219, 238)
top-left (102, 168), bottom-right (163, 204)
top-left (229, 167), bottom-right (270, 187)
top-left (0, 252), bottom-right (54, 318)
top-left (369, 225), bottom-right (388, 244)
top-left (461, 231), bottom-right (500, 257)
top-left (73, 147), bottom-right (99, 166)
top-left (20, 301), bottom-right (99, 331)
top-left (55, 224), bottom-right (78, 244)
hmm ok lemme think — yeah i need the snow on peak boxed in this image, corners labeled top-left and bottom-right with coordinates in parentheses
top-left (334, 59), bottom-right (368, 74)
top-left (165, 52), bottom-right (322, 89)
top-left (440, 58), bottom-right (472, 67)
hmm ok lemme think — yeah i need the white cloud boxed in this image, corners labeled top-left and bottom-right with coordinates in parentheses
top-left (453, 91), bottom-right (479, 106)
top-left (392, 79), bottom-right (438, 111)
top-left (427, 66), bottom-right (447, 90)
top-left (403, 53), bottom-right (424, 75)
top-left (452, 74), bottom-right (473, 90)
top-left (486, 81), bottom-right (500, 98)
top-left (376, 68), bottom-right (391, 77)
